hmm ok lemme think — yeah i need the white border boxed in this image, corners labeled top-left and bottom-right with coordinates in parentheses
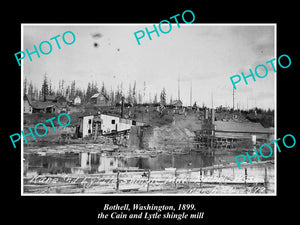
top-left (21, 23), bottom-right (277, 196)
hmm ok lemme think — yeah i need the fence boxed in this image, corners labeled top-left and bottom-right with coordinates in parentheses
top-left (23, 161), bottom-right (274, 194)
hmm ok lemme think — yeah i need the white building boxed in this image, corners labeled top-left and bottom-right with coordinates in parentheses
top-left (101, 114), bottom-right (132, 135)
top-left (79, 115), bottom-right (94, 137)
top-left (74, 96), bottom-right (81, 105)
top-left (79, 114), bottom-right (141, 138)
top-left (23, 94), bottom-right (33, 114)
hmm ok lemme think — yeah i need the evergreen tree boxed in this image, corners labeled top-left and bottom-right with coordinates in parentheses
top-left (100, 81), bottom-right (108, 99)
top-left (91, 81), bottom-right (98, 95)
top-left (41, 74), bottom-right (49, 101)
top-left (153, 93), bottom-right (158, 104)
top-left (115, 84), bottom-right (122, 104)
top-left (110, 88), bottom-right (115, 105)
top-left (160, 88), bottom-right (166, 105)
top-left (48, 79), bottom-right (54, 96)
top-left (138, 91), bottom-right (142, 104)
top-left (127, 83), bottom-right (132, 103)
top-left (86, 82), bottom-right (92, 102)
top-left (70, 80), bottom-right (76, 99)
top-left (143, 81), bottom-right (146, 103)
top-left (65, 84), bottom-right (70, 100)
top-left (23, 77), bottom-right (27, 95)
top-left (193, 101), bottom-right (197, 108)
top-left (132, 81), bottom-right (137, 105)
top-left (169, 95), bottom-right (173, 104)
top-left (33, 86), bottom-right (39, 101)
top-left (120, 82), bottom-right (123, 97)
top-left (28, 81), bottom-right (34, 100)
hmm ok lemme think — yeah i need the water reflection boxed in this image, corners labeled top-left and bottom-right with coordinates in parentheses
top-left (24, 151), bottom-right (243, 176)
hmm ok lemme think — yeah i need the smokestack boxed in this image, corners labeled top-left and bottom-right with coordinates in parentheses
top-left (121, 96), bottom-right (124, 118)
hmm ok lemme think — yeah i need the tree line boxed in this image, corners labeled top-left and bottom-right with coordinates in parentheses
top-left (23, 74), bottom-right (169, 105)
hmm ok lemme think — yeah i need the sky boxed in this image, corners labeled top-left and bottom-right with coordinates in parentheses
top-left (22, 24), bottom-right (275, 109)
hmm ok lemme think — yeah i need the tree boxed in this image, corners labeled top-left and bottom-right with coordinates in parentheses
top-left (143, 81), bottom-right (146, 104)
top-left (110, 87), bottom-right (115, 105)
top-left (33, 86), bottom-right (39, 101)
top-left (86, 82), bottom-right (92, 102)
top-left (149, 92), bottom-right (152, 103)
top-left (70, 80), bottom-right (76, 99)
top-left (193, 101), bottom-right (197, 108)
top-left (120, 82), bottom-right (123, 97)
top-left (153, 93), bottom-right (158, 104)
top-left (91, 81), bottom-right (98, 96)
top-left (57, 79), bottom-right (65, 96)
top-left (41, 74), bottom-right (49, 101)
top-left (48, 79), bottom-right (54, 96)
top-left (101, 82), bottom-right (106, 96)
top-left (65, 84), bottom-right (70, 100)
top-left (160, 88), bottom-right (166, 105)
top-left (169, 95), bottom-right (173, 104)
top-left (138, 91), bottom-right (142, 104)
top-left (132, 81), bottom-right (137, 105)
top-left (115, 84), bottom-right (122, 104)
top-left (127, 83), bottom-right (132, 103)
top-left (28, 81), bottom-right (34, 100)
top-left (23, 77), bottom-right (27, 95)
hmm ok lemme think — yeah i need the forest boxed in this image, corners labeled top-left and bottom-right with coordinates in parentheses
top-left (23, 74), bottom-right (168, 106)
top-left (24, 74), bottom-right (274, 128)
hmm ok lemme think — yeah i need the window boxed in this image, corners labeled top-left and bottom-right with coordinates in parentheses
top-left (88, 119), bottom-right (92, 124)
top-left (111, 120), bottom-right (115, 124)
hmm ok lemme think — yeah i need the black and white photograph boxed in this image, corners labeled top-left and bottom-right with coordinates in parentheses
top-left (5, 4), bottom-right (299, 225)
top-left (21, 24), bottom-right (276, 195)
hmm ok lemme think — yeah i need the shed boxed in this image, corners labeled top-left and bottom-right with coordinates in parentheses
top-left (90, 93), bottom-right (111, 106)
top-left (74, 96), bottom-right (81, 105)
top-left (213, 121), bottom-right (274, 143)
top-left (23, 94), bottom-right (33, 114)
top-left (170, 99), bottom-right (183, 108)
top-left (46, 95), bottom-right (67, 105)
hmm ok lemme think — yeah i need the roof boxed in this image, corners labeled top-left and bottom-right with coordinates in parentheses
top-left (90, 92), bottom-right (109, 100)
top-left (31, 101), bottom-right (66, 109)
top-left (170, 99), bottom-right (183, 106)
top-left (214, 121), bottom-right (273, 134)
top-left (55, 95), bottom-right (66, 101)
top-left (23, 94), bottom-right (32, 106)
top-left (31, 101), bottom-right (54, 109)
top-left (45, 95), bottom-right (56, 101)
top-left (45, 95), bottom-right (67, 102)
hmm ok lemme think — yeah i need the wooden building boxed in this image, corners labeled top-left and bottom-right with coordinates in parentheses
top-left (73, 96), bottom-right (81, 105)
top-left (195, 109), bottom-right (274, 150)
top-left (46, 95), bottom-right (67, 105)
top-left (23, 94), bottom-right (33, 114)
top-left (78, 114), bottom-right (144, 138)
top-left (170, 99), bottom-right (183, 108)
top-left (90, 93), bottom-right (111, 106)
